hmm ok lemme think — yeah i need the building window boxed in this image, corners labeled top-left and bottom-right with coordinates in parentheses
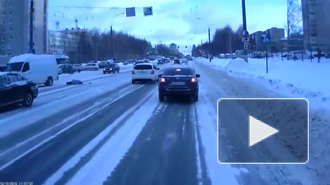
top-left (8, 43), bottom-right (11, 50)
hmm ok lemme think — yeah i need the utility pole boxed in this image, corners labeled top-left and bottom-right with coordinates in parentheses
top-left (241, 0), bottom-right (248, 62)
top-left (208, 27), bottom-right (211, 62)
top-left (29, 0), bottom-right (35, 54)
top-left (110, 26), bottom-right (114, 59)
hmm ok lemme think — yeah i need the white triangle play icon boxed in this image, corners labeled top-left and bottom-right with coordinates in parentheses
top-left (249, 116), bottom-right (279, 147)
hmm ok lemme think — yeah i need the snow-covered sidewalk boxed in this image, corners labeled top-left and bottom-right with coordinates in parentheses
top-left (197, 57), bottom-right (330, 110)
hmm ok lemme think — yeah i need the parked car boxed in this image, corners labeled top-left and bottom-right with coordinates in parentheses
top-left (0, 72), bottom-right (38, 107)
top-left (0, 66), bottom-right (7, 72)
top-left (103, 63), bottom-right (120, 74)
top-left (58, 64), bottom-right (76, 74)
top-left (131, 63), bottom-right (160, 84)
top-left (72, 64), bottom-right (83, 72)
top-left (83, 63), bottom-right (99, 71)
top-left (158, 66), bottom-right (200, 102)
top-left (8, 54), bottom-right (58, 86)
top-left (144, 59), bottom-right (150, 63)
top-left (134, 60), bottom-right (145, 66)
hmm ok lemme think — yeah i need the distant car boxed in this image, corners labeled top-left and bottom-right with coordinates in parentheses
top-left (182, 59), bottom-right (188, 64)
top-left (0, 66), bottom-right (6, 72)
top-left (0, 72), bottom-right (38, 107)
top-left (158, 66), bottom-right (200, 102)
top-left (98, 61), bottom-right (114, 68)
top-left (72, 64), bottom-right (83, 72)
top-left (131, 63), bottom-right (160, 84)
top-left (173, 59), bottom-right (181, 64)
top-left (134, 60), bottom-right (145, 66)
top-left (144, 59), bottom-right (150, 63)
top-left (58, 64), bottom-right (75, 74)
top-left (83, 63), bottom-right (99, 71)
top-left (103, 63), bottom-right (120, 74)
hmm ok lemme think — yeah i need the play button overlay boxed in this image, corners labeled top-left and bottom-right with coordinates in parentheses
top-left (249, 116), bottom-right (279, 147)
top-left (217, 98), bottom-right (309, 164)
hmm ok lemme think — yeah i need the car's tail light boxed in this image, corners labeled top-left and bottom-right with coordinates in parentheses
top-left (160, 78), bottom-right (166, 85)
top-left (151, 70), bottom-right (155, 74)
top-left (132, 70), bottom-right (135, 74)
top-left (191, 77), bottom-right (198, 85)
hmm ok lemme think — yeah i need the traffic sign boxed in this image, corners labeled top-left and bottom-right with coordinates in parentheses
top-left (242, 38), bottom-right (249, 42)
top-left (262, 31), bottom-right (271, 43)
top-left (242, 30), bottom-right (249, 38)
top-left (143, 7), bottom-right (153, 16)
top-left (126, 7), bottom-right (136, 17)
top-left (244, 43), bottom-right (249, 50)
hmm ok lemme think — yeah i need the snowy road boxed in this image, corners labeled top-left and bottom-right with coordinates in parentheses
top-left (0, 61), bottom-right (323, 184)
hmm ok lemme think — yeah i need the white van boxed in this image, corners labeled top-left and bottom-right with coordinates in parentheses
top-left (8, 54), bottom-right (59, 86)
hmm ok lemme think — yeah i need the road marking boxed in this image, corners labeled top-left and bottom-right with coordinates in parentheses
top-left (0, 84), bottom-right (146, 171)
top-left (66, 89), bottom-right (159, 185)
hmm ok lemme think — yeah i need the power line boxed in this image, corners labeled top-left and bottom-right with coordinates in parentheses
top-left (50, 6), bottom-right (121, 10)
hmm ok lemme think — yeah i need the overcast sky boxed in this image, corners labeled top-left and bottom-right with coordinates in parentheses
top-left (49, 0), bottom-right (287, 53)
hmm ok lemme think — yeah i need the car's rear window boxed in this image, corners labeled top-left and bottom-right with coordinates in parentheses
top-left (163, 68), bottom-right (194, 76)
top-left (134, 65), bottom-right (152, 70)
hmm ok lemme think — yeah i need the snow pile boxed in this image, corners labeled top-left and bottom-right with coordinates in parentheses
top-left (197, 57), bottom-right (330, 110)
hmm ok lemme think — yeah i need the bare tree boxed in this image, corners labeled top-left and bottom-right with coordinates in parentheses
top-left (287, 0), bottom-right (303, 37)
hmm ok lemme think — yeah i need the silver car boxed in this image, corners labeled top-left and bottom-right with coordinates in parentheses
top-left (83, 63), bottom-right (99, 71)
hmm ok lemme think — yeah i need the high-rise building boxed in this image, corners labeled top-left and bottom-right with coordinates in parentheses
top-left (302, 0), bottom-right (330, 52)
top-left (0, 0), bottom-right (48, 56)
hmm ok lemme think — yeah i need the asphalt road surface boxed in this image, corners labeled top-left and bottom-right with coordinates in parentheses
top-left (0, 60), bottom-right (317, 185)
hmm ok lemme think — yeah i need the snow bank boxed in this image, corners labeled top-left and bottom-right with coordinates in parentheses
top-left (197, 57), bottom-right (330, 110)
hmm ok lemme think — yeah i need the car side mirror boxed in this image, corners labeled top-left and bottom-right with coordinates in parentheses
top-left (196, 74), bottom-right (201, 78)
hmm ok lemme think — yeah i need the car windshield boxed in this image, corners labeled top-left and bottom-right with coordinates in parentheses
top-left (134, 65), bottom-right (152, 70)
top-left (1, 1), bottom-right (329, 185)
top-left (8, 62), bottom-right (24, 72)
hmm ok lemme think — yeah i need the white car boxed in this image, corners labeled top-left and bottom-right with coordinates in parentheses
top-left (83, 63), bottom-right (99, 71)
top-left (131, 63), bottom-right (160, 84)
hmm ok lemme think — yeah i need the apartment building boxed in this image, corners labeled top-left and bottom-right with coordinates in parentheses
top-left (0, 0), bottom-right (48, 56)
top-left (302, 0), bottom-right (330, 52)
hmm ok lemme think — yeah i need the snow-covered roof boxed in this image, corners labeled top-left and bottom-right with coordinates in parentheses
top-left (9, 54), bottom-right (56, 63)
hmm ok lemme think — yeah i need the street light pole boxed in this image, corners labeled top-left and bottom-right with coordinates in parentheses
top-left (197, 17), bottom-right (211, 62)
top-left (29, 0), bottom-right (35, 54)
top-left (110, 12), bottom-right (124, 60)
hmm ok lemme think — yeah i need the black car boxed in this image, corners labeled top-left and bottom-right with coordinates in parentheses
top-left (173, 59), bottom-right (181, 64)
top-left (103, 63), bottom-right (120, 74)
top-left (0, 66), bottom-right (6, 72)
top-left (158, 66), bottom-right (200, 102)
top-left (59, 64), bottom-right (76, 74)
top-left (0, 72), bottom-right (38, 107)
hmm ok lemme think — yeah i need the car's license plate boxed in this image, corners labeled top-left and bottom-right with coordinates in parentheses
top-left (171, 82), bottom-right (185, 85)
